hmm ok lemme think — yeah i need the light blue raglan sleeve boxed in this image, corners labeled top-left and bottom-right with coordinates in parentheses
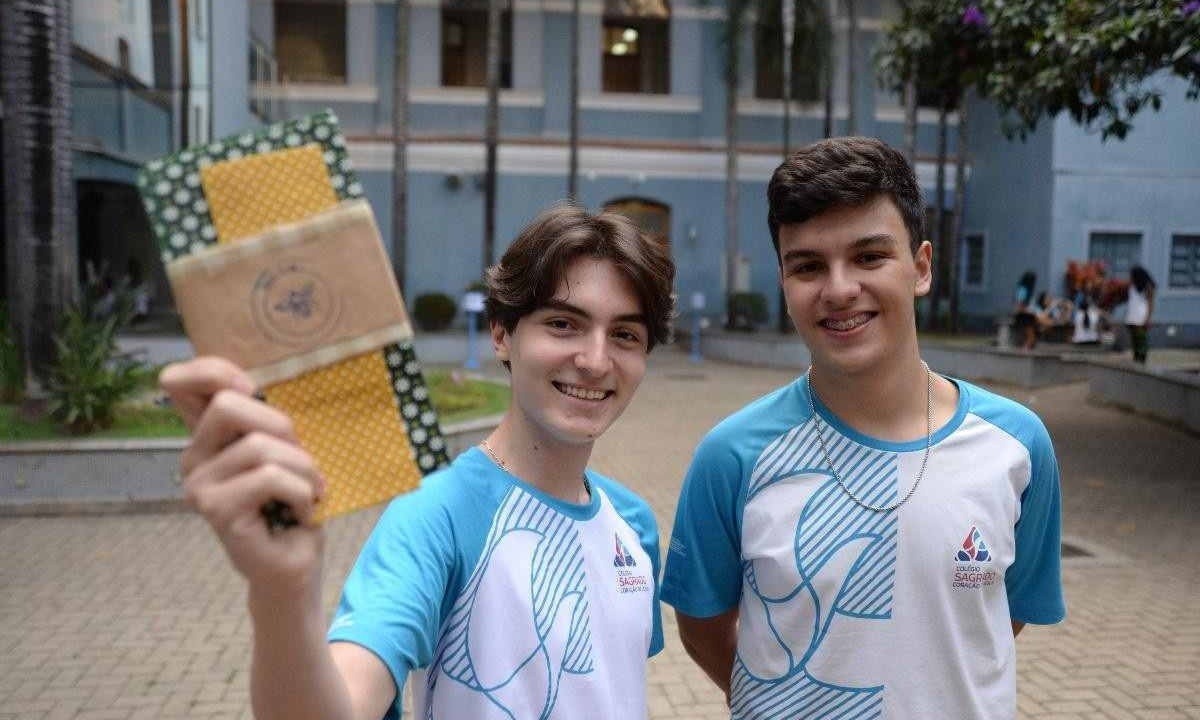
top-left (327, 483), bottom-right (458, 719)
top-left (660, 432), bottom-right (745, 618)
top-left (1006, 419), bottom-right (1067, 624)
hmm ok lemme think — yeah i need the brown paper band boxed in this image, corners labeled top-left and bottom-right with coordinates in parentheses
top-left (167, 200), bottom-right (411, 385)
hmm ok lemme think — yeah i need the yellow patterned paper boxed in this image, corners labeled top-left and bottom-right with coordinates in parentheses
top-left (201, 144), bottom-right (339, 242)
top-left (199, 145), bottom-right (423, 520)
top-left (263, 352), bottom-right (421, 522)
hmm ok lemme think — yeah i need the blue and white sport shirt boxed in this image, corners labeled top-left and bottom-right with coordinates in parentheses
top-left (329, 447), bottom-right (664, 720)
top-left (662, 376), bottom-right (1065, 720)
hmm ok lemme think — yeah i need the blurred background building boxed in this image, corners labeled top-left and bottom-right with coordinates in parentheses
top-left (3, 0), bottom-right (1198, 344)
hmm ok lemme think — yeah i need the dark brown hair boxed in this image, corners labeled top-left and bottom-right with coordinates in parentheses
top-left (767, 136), bottom-right (926, 258)
top-left (485, 202), bottom-right (675, 351)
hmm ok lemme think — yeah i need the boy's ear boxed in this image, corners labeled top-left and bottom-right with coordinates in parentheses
top-left (913, 240), bottom-right (933, 297)
top-left (490, 320), bottom-right (511, 362)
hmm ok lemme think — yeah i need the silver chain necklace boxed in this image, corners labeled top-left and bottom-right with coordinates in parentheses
top-left (479, 439), bottom-right (591, 501)
top-left (806, 362), bottom-right (933, 513)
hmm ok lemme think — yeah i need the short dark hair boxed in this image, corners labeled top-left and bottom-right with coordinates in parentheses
top-left (767, 136), bottom-right (926, 258)
top-left (485, 202), bottom-right (676, 351)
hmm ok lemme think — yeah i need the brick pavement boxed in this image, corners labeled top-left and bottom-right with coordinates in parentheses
top-left (1, 347), bottom-right (1198, 719)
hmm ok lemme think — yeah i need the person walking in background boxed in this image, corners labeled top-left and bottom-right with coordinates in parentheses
top-left (1126, 265), bottom-right (1156, 363)
top-left (1013, 270), bottom-right (1039, 349)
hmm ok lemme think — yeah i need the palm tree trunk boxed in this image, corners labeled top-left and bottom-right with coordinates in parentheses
top-left (782, 0), bottom-right (794, 157)
top-left (724, 1), bottom-right (741, 326)
top-left (898, 0), bottom-right (914, 162)
top-left (567, 0), bottom-right (580, 199)
top-left (0, 0), bottom-right (77, 390)
top-left (483, 0), bottom-right (502, 271)
top-left (822, 0), bottom-right (833, 137)
top-left (844, 0), bottom-right (857, 135)
top-left (903, 75), bottom-right (917, 165)
top-left (948, 99), bottom-right (969, 333)
top-left (778, 0), bottom-right (795, 333)
top-left (392, 0), bottom-right (410, 292)
top-left (926, 106), bottom-right (948, 331)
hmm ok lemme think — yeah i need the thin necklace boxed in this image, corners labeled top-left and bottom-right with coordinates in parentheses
top-left (806, 362), bottom-right (933, 513)
top-left (479, 439), bottom-right (592, 502)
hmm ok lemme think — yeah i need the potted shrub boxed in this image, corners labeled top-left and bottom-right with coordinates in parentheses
top-left (413, 292), bottom-right (458, 332)
top-left (727, 292), bottom-right (769, 332)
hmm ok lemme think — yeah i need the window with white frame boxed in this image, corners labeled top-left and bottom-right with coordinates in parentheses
top-left (1088, 231), bottom-right (1142, 277)
top-left (603, 0), bottom-right (670, 94)
top-left (441, 2), bottom-right (513, 88)
top-left (961, 233), bottom-right (986, 289)
top-left (1169, 234), bottom-right (1200, 289)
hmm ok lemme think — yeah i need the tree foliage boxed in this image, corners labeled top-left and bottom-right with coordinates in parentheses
top-left (876, 2), bottom-right (993, 112)
top-left (878, 0), bottom-right (1200, 141)
top-left (984, 0), bottom-right (1200, 140)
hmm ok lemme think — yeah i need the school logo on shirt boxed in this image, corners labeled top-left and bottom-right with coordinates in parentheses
top-left (952, 525), bottom-right (999, 590)
top-left (614, 534), bottom-right (636, 567)
top-left (613, 533), bottom-right (650, 593)
top-left (957, 526), bottom-right (991, 562)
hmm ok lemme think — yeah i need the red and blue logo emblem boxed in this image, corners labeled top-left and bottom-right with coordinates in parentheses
top-left (956, 526), bottom-right (991, 562)
top-left (614, 533), bottom-right (636, 567)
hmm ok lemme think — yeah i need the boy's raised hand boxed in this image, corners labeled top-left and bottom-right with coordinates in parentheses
top-left (160, 357), bottom-right (327, 598)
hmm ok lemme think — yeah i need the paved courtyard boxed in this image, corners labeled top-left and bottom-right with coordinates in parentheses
top-left (1, 347), bottom-right (1198, 719)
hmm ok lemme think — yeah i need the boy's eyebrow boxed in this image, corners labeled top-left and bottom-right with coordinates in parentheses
top-left (781, 233), bottom-right (896, 262)
top-left (542, 299), bottom-right (647, 325)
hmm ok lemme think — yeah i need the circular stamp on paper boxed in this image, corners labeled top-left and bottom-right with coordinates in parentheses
top-left (250, 263), bottom-right (341, 347)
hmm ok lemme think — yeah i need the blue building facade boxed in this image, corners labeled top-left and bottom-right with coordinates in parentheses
top-left (963, 75), bottom-right (1200, 345)
top-left (64, 0), bottom-right (1199, 342)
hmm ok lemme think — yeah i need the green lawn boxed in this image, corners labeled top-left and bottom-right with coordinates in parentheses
top-left (424, 369), bottom-right (510, 424)
top-left (0, 370), bottom-right (507, 442)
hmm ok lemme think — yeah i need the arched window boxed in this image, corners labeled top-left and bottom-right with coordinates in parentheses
top-left (602, 0), bottom-right (670, 94)
top-left (603, 197), bottom-right (671, 250)
top-left (441, 0), bottom-right (513, 88)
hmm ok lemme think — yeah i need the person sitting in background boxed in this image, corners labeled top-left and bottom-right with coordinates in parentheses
top-left (1033, 291), bottom-right (1072, 342)
top-left (1012, 271), bottom-right (1039, 349)
top-left (1071, 279), bottom-right (1104, 345)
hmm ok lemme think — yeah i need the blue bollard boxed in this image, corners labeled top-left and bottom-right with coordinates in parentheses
top-left (690, 313), bottom-right (702, 363)
top-left (689, 292), bottom-right (706, 363)
top-left (464, 311), bottom-right (481, 370)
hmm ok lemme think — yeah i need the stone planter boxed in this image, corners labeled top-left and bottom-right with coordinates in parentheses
top-left (1087, 362), bottom-right (1200, 434)
top-left (920, 345), bottom-right (1092, 388)
top-left (698, 330), bottom-right (1094, 388)
top-left (0, 415), bottom-right (501, 516)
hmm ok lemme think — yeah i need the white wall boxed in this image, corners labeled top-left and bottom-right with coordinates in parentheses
top-left (73, 0), bottom-right (157, 84)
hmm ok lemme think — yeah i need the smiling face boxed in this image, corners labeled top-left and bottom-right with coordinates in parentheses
top-left (492, 256), bottom-right (649, 447)
top-left (778, 195), bottom-right (932, 378)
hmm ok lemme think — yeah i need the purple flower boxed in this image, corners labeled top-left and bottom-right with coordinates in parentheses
top-left (1183, 0), bottom-right (1200, 16)
top-left (962, 4), bottom-right (988, 28)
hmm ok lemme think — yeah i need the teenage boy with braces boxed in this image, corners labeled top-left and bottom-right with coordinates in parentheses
top-left (661, 137), bottom-right (1065, 719)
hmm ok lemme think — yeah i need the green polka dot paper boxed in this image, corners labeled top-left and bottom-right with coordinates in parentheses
top-left (136, 110), bottom-right (363, 265)
top-left (137, 110), bottom-right (449, 478)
